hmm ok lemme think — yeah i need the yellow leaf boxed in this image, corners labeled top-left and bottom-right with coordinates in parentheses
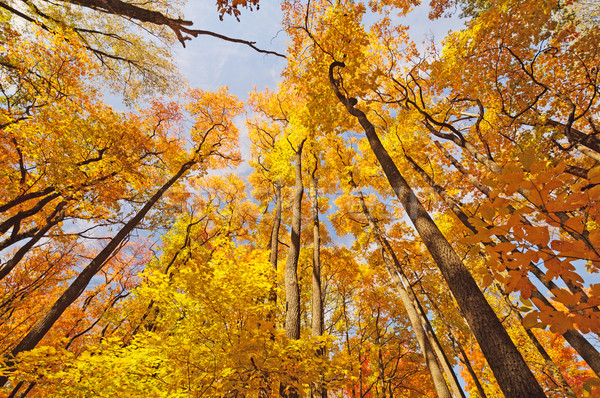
top-left (588, 185), bottom-right (600, 200)
top-left (522, 312), bottom-right (542, 329)
top-left (588, 166), bottom-right (600, 183)
top-left (551, 288), bottom-right (581, 308)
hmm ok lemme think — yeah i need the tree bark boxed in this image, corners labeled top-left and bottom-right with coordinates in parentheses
top-left (311, 174), bottom-right (324, 338)
top-left (374, 309), bottom-right (387, 398)
top-left (269, 182), bottom-right (283, 305)
top-left (329, 61), bottom-right (545, 398)
top-left (310, 163), bottom-right (326, 398)
top-left (284, 139), bottom-right (305, 341)
top-left (452, 333), bottom-right (489, 398)
top-left (422, 287), bottom-right (490, 398)
top-left (0, 187), bottom-right (56, 214)
top-left (413, 294), bottom-right (466, 398)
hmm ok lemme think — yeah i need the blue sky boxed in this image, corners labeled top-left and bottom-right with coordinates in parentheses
top-left (172, 2), bottom-right (288, 98)
top-left (172, 1), bottom-right (463, 99)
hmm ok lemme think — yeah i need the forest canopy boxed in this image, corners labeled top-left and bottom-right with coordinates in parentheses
top-left (1, 0), bottom-right (600, 397)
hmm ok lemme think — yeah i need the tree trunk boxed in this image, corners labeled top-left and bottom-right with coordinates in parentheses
top-left (342, 297), bottom-right (357, 398)
top-left (329, 61), bottom-right (546, 398)
top-left (310, 165), bottom-right (326, 398)
top-left (285, 139), bottom-right (305, 340)
top-left (422, 287), bottom-right (490, 398)
top-left (453, 334), bottom-right (489, 398)
top-left (413, 294), bottom-right (466, 398)
top-left (269, 182), bottom-right (283, 305)
top-left (374, 309), bottom-right (387, 398)
top-left (282, 139), bottom-right (305, 398)
top-left (311, 174), bottom-right (324, 338)
top-left (368, 202), bottom-right (466, 397)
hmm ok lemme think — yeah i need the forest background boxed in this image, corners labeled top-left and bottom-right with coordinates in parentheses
top-left (1, 0), bottom-right (600, 397)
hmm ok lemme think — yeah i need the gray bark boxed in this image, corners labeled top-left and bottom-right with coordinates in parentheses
top-left (282, 139), bottom-right (305, 398)
top-left (310, 166), bottom-right (326, 398)
top-left (284, 139), bottom-right (305, 341)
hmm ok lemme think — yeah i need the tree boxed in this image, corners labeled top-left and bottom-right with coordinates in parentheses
top-left (279, 0), bottom-right (548, 394)
top-left (4, 0), bottom-right (600, 396)
top-left (0, 86), bottom-right (243, 388)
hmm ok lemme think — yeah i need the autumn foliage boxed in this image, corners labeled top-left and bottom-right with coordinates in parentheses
top-left (1, 0), bottom-right (600, 397)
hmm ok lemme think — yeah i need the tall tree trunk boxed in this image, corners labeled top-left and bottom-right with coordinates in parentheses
top-left (282, 139), bottom-right (305, 398)
top-left (413, 294), bottom-right (467, 398)
top-left (0, 150), bottom-right (203, 388)
top-left (285, 139), bottom-right (305, 340)
top-left (269, 182), bottom-right (283, 305)
top-left (452, 333), bottom-right (489, 398)
top-left (357, 192), bottom-right (452, 398)
top-left (374, 308), bottom-right (387, 398)
top-left (267, 182), bottom-right (282, 397)
top-left (342, 297), bottom-right (357, 398)
top-left (362, 191), bottom-right (466, 397)
top-left (310, 162), bottom-right (326, 398)
top-left (329, 61), bottom-right (546, 397)
top-left (7, 381), bottom-right (35, 398)
top-left (311, 172), bottom-right (324, 338)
